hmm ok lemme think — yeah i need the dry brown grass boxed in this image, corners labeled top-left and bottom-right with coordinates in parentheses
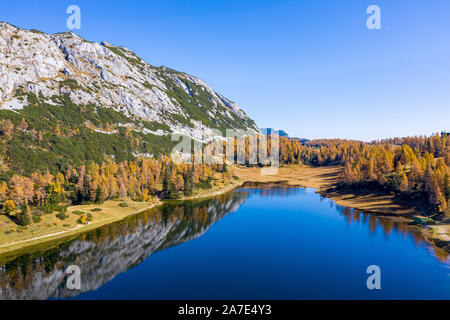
top-left (233, 164), bottom-right (341, 190)
top-left (233, 164), bottom-right (421, 216)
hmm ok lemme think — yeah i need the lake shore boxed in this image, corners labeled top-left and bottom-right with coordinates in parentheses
top-left (0, 200), bottom-right (160, 256)
top-left (0, 164), bottom-right (448, 256)
top-left (234, 164), bottom-right (420, 216)
top-left (233, 164), bottom-right (450, 254)
top-left (0, 179), bottom-right (245, 256)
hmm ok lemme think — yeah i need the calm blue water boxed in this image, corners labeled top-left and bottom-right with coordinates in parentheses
top-left (1, 187), bottom-right (449, 299)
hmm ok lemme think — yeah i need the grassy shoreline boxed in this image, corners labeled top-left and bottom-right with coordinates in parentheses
top-left (0, 201), bottom-right (160, 255)
top-left (0, 179), bottom-right (245, 255)
top-left (0, 164), bottom-right (448, 256)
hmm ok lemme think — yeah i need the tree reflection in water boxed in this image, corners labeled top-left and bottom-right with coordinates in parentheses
top-left (0, 191), bottom-right (248, 300)
top-left (0, 187), bottom-right (448, 300)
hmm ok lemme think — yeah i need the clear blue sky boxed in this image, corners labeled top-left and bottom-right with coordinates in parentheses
top-left (1, 0), bottom-right (449, 141)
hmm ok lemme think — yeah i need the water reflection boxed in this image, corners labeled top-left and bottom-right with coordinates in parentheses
top-left (241, 186), bottom-right (308, 199)
top-left (243, 186), bottom-right (448, 264)
top-left (332, 202), bottom-right (449, 263)
top-left (0, 187), bottom-right (448, 300)
top-left (0, 192), bottom-right (248, 300)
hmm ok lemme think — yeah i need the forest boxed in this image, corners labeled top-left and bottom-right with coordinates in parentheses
top-left (0, 153), bottom-right (233, 226)
top-left (279, 134), bottom-right (450, 214)
top-left (1, 105), bottom-right (449, 228)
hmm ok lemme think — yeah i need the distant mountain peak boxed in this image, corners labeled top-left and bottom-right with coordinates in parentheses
top-left (261, 128), bottom-right (289, 137)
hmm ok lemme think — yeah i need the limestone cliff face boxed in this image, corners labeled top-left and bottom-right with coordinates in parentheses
top-left (0, 22), bottom-right (259, 140)
top-left (0, 193), bottom-right (248, 300)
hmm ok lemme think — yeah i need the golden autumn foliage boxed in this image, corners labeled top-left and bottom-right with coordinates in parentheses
top-left (0, 156), bottom-right (231, 212)
top-left (3, 199), bottom-right (15, 215)
top-left (278, 134), bottom-right (450, 213)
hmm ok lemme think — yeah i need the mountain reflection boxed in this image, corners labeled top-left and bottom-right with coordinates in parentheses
top-left (0, 187), bottom-right (448, 300)
top-left (0, 192), bottom-right (249, 300)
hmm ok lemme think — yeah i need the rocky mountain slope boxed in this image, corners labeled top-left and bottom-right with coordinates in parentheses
top-left (0, 22), bottom-right (259, 174)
